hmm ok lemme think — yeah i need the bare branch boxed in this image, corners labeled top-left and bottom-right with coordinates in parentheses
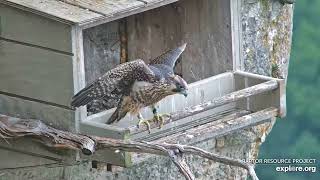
top-left (0, 115), bottom-right (258, 180)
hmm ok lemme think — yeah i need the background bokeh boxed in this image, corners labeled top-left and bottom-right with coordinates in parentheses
top-left (256, 1), bottom-right (320, 179)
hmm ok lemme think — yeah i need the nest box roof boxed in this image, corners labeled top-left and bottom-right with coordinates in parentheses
top-left (0, 0), bottom-right (178, 26)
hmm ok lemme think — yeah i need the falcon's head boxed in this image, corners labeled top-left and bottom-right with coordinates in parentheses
top-left (149, 43), bottom-right (189, 97)
top-left (167, 75), bottom-right (188, 97)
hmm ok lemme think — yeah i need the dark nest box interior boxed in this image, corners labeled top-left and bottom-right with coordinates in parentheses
top-left (0, 0), bottom-right (286, 168)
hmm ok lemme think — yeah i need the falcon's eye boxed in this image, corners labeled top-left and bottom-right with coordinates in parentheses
top-left (176, 84), bottom-right (184, 89)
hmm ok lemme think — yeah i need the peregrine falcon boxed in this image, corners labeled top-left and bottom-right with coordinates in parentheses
top-left (71, 44), bottom-right (188, 132)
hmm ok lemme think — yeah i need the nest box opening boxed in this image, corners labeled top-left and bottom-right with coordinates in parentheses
top-left (82, 0), bottom-right (233, 116)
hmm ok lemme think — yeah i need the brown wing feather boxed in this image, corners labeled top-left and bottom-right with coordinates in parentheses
top-left (71, 59), bottom-right (155, 107)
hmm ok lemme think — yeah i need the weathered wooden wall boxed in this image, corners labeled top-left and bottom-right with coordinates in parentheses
top-left (0, 4), bottom-right (77, 172)
top-left (0, 4), bottom-right (74, 126)
top-left (83, 0), bottom-right (232, 85)
top-left (127, 0), bottom-right (232, 83)
top-left (0, 4), bottom-right (72, 52)
top-left (83, 22), bottom-right (121, 85)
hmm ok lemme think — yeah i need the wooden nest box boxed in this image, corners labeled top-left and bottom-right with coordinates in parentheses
top-left (0, 0), bottom-right (286, 168)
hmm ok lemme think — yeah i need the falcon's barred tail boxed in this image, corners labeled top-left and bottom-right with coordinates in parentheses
top-left (107, 106), bottom-right (128, 124)
top-left (71, 84), bottom-right (95, 107)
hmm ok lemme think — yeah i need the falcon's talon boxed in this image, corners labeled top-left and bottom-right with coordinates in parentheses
top-left (138, 119), bottom-right (152, 134)
top-left (153, 113), bottom-right (170, 129)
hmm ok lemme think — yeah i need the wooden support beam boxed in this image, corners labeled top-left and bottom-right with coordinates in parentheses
top-left (128, 80), bottom-right (279, 133)
top-left (119, 18), bottom-right (128, 64)
top-left (0, 114), bottom-right (259, 180)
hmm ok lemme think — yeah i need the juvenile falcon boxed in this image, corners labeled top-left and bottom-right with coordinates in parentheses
top-left (71, 43), bottom-right (188, 132)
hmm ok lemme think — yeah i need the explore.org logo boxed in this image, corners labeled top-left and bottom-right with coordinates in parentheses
top-left (241, 158), bottom-right (318, 173)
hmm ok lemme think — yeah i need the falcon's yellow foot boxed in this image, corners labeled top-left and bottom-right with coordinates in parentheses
top-left (138, 119), bottom-right (151, 134)
top-left (152, 113), bottom-right (170, 129)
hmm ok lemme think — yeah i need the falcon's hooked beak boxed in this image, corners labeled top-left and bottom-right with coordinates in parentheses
top-left (171, 75), bottom-right (188, 97)
top-left (179, 89), bottom-right (188, 97)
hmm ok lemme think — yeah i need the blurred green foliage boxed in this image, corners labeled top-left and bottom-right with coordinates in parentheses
top-left (256, 1), bottom-right (320, 179)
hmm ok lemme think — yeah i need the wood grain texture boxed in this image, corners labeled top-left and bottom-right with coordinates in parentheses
top-left (155, 108), bottom-right (277, 145)
top-left (0, 0), bottom-right (102, 24)
top-left (126, 2), bottom-right (183, 75)
top-left (127, 0), bottom-right (232, 82)
top-left (0, 139), bottom-right (71, 170)
top-left (71, 26), bottom-right (86, 135)
top-left (0, 94), bottom-right (75, 132)
top-left (0, 4), bottom-right (73, 53)
top-left (133, 108), bottom-right (244, 141)
top-left (0, 40), bottom-right (74, 106)
top-left (234, 71), bottom-right (286, 118)
top-left (180, 0), bottom-right (232, 82)
top-left (0, 116), bottom-right (77, 170)
top-left (61, 0), bottom-right (178, 27)
top-left (0, 96), bottom-right (77, 170)
top-left (231, 0), bottom-right (243, 71)
top-left (78, 0), bottom-right (179, 29)
top-left (1, 0), bottom-right (180, 28)
top-left (83, 21), bottom-right (121, 84)
top-left (62, 0), bottom-right (144, 17)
